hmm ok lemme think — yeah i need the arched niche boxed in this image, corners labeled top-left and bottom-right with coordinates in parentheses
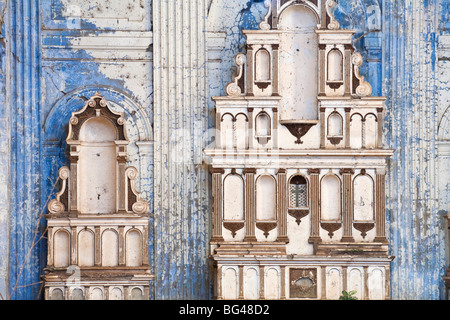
top-left (43, 86), bottom-right (153, 215)
top-left (327, 49), bottom-right (344, 82)
top-left (90, 288), bottom-right (104, 300)
top-left (255, 48), bottom-right (271, 88)
top-left (278, 4), bottom-right (319, 121)
top-left (78, 229), bottom-right (95, 267)
top-left (255, 111), bottom-right (271, 144)
top-left (235, 113), bottom-right (248, 149)
top-left (320, 175), bottom-right (341, 221)
top-left (102, 229), bottom-right (119, 267)
top-left (350, 113), bottom-right (363, 149)
top-left (223, 173), bottom-right (245, 221)
top-left (78, 117), bottom-right (118, 214)
top-left (54, 229), bottom-right (70, 268)
top-left (51, 288), bottom-right (64, 300)
top-left (256, 175), bottom-right (277, 221)
top-left (244, 267), bottom-right (259, 300)
top-left (126, 229), bottom-right (143, 267)
top-left (47, 92), bottom-right (149, 216)
top-left (364, 113), bottom-right (377, 149)
top-left (221, 113), bottom-right (234, 150)
top-left (327, 111), bottom-right (344, 145)
top-left (353, 173), bottom-right (374, 221)
top-left (265, 267), bottom-right (280, 299)
top-left (222, 267), bottom-right (239, 300)
top-left (130, 287), bottom-right (144, 300)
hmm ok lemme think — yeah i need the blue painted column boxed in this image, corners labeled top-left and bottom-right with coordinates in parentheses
top-left (382, 0), bottom-right (446, 299)
top-left (7, 0), bottom-right (43, 300)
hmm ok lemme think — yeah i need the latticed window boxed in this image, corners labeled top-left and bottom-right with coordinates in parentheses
top-left (289, 175), bottom-right (308, 208)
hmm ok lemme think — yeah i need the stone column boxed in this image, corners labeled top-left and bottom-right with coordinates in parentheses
top-left (244, 168), bottom-right (257, 242)
top-left (153, 0), bottom-right (210, 298)
top-left (340, 168), bottom-right (354, 242)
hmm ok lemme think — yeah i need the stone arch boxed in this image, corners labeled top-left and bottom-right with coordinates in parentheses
top-left (42, 85), bottom-right (154, 212)
top-left (43, 85), bottom-right (153, 144)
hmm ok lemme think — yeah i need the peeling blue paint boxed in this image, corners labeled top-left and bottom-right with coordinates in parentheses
top-left (1, 0), bottom-right (448, 300)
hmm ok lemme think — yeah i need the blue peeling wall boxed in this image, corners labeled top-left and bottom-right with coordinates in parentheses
top-left (0, 0), bottom-right (448, 300)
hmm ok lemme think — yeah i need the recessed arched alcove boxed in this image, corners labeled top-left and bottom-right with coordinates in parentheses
top-left (278, 4), bottom-right (319, 121)
top-left (79, 117), bottom-right (118, 214)
top-left (42, 86), bottom-right (154, 212)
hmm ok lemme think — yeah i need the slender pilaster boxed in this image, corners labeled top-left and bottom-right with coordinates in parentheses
top-left (71, 227), bottom-right (77, 265)
top-left (340, 168), bottom-right (354, 242)
top-left (239, 266), bottom-right (244, 299)
top-left (320, 107), bottom-right (326, 148)
top-left (95, 226), bottom-right (101, 266)
top-left (344, 108), bottom-right (351, 148)
top-left (272, 44), bottom-right (279, 96)
top-left (244, 168), bottom-right (257, 242)
top-left (119, 226), bottom-right (125, 266)
top-left (246, 45), bottom-right (254, 96)
top-left (308, 169), bottom-right (321, 245)
top-left (211, 168), bottom-right (225, 242)
top-left (153, 0), bottom-right (210, 299)
top-left (374, 169), bottom-right (387, 243)
top-left (277, 169), bottom-right (288, 242)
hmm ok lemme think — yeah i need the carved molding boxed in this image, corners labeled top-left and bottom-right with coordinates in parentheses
top-left (320, 222), bottom-right (342, 238)
top-left (255, 221), bottom-right (277, 238)
top-left (288, 208), bottom-right (309, 225)
top-left (225, 53), bottom-right (246, 96)
top-left (280, 120), bottom-right (319, 144)
top-left (223, 221), bottom-right (245, 238)
top-left (325, 0), bottom-right (340, 30)
top-left (353, 222), bottom-right (375, 239)
top-left (351, 52), bottom-right (372, 97)
top-left (67, 92), bottom-right (127, 142)
top-left (259, 0), bottom-right (272, 30)
top-left (48, 166), bottom-right (70, 214)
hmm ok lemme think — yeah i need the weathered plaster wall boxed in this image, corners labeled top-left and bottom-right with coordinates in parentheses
top-left (0, 0), bottom-right (448, 300)
top-left (3, 0), bottom-right (154, 300)
top-left (0, 0), bottom-right (9, 300)
top-left (152, 0), bottom-right (211, 299)
top-left (382, 0), bottom-right (447, 299)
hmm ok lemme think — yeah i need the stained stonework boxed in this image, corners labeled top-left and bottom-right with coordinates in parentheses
top-left (43, 93), bottom-right (153, 300)
top-left (205, 0), bottom-right (394, 300)
top-left (0, 0), bottom-right (448, 301)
